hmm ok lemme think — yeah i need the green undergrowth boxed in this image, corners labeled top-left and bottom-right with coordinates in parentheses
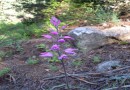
top-left (49, 64), bottom-right (59, 72)
top-left (43, 0), bottom-right (119, 27)
top-left (0, 0), bottom-right (120, 49)
top-left (0, 22), bottom-right (48, 48)
top-left (0, 68), bottom-right (11, 77)
top-left (92, 55), bottom-right (101, 63)
top-left (26, 56), bottom-right (40, 65)
top-left (26, 59), bottom-right (39, 65)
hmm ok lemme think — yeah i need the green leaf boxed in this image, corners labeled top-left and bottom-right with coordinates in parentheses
top-left (0, 68), bottom-right (11, 77)
top-left (27, 59), bottom-right (39, 65)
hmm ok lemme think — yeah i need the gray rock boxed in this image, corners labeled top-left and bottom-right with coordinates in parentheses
top-left (68, 26), bottom-right (130, 53)
top-left (68, 27), bottom-right (116, 53)
top-left (96, 61), bottom-right (121, 73)
top-left (103, 25), bottom-right (130, 41)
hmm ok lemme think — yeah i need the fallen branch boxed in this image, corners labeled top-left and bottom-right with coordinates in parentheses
top-left (42, 75), bottom-right (65, 81)
top-left (50, 84), bottom-right (87, 90)
top-left (50, 84), bottom-right (66, 90)
top-left (42, 73), bottom-right (88, 81)
top-left (104, 85), bottom-right (130, 90)
top-left (70, 76), bottom-right (97, 85)
top-left (42, 73), bottom-right (97, 85)
top-left (97, 73), bottom-right (130, 82)
top-left (8, 74), bottom-right (16, 84)
top-left (106, 66), bottom-right (130, 74)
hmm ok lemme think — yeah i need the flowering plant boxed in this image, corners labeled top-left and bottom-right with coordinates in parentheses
top-left (40, 16), bottom-right (77, 89)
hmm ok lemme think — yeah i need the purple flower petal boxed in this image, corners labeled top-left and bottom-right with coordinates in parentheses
top-left (50, 31), bottom-right (58, 35)
top-left (64, 48), bottom-right (77, 54)
top-left (40, 52), bottom-right (53, 58)
top-left (58, 39), bottom-right (65, 43)
top-left (64, 36), bottom-right (74, 40)
top-left (58, 54), bottom-right (68, 60)
top-left (61, 25), bottom-right (67, 30)
top-left (42, 34), bottom-right (52, 39)
top-left (50, 16), bottom-right (61, 27)
top-left (50, 44), bottom-right (60, 51)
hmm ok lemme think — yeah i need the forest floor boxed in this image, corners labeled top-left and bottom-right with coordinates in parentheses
top-left (0, 18), bottom-right (130, 90)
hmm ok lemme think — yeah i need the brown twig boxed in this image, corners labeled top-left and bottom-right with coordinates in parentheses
top-left (106, 66), bottom-right (130, 74)
top-left (8, 74), bottom-right (16, 84)
top-left (42, 70), bottom-right (130, 90)
top-left (50, 84), bottom-right (66, 90)
top-left (42, 73), bottom-right (97, 85)
top-left (60, 60), bottom-right (70, 90)
top-left (96, 73), bottom-right (130, 83)
top-left (104, 85), bottom-right (130, 90)
top-left (40, 81), bottom-right (47, 90)
top-left (42, 73), bottom-right (88, 81)
top-left (42, 75), bottom-right (66, 81)
top-left (70, 76), bottom-right (97, 85)
top-left (96, 83), bottom-right (109, 90)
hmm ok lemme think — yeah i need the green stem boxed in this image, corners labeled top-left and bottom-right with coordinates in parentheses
top-left (56, 27), bottom-right (60, 43)
top-left (61, 60), bottom-right (70, 90)
top-left (56, 25), bottom-right (70, 89)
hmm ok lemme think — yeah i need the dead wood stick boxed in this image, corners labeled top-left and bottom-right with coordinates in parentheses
top-left (50, 84), bottom-right (66, 90)
top-left (42, 72), bottom-right (108, 82)
top-left (8, 74), bottom-right (16, 84)
top-left (104, 85), bottom-right (130, 90)
top-left (44, 66), bottom-right (130, 81)
top-left (70, 76), bottom-right (97, 85)
top-left (106, 66), bottom-right (130, 74)
top-left (60, 71), bottom-right (104, 77)
top-left (42, 73), bottom-right (88, 81)
top-left (42, 73), bottom-right (97, 85)
top-left (42, 75), bottom-right (65, 81)
top-left (97, 73), bottom-right (130, 82)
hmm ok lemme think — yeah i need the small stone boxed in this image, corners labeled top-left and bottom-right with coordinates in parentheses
top-left (96, 61), bottom-right (121, 73)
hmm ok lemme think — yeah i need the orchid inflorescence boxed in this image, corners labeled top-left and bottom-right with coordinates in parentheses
top-left (40, 16), bottom-right (77, 61)
top-left (40, 16), bottom-right (77, 89)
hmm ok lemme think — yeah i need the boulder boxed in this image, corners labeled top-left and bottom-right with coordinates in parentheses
top-left (68, 27), bottom-right (117, 53)
top-left (103, 25), bottom-right (130, 41)
top-left (96, 60), bottom-right (121, 73)
top-left (68, 25), bottom-right (130, 53)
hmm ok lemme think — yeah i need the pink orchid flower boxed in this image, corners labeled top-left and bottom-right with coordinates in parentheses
top-left (50, 31), bottom-right (58, 35)
top-left (42, 34), bottom-right (52, 39)
top-left (50, 16), bottom-right (61, 27)
top-left (50, 44), bottom-right (60, 51)
top-left (58, 39), bottom-right (65, 43)
top-left (64, 36), bottom-right (74, 40)
top-left (58, 54), bottom-right (68, 60)
top-left (64, 48), bottom-right (77, 54)
top-left (40, 52), bottom-right (53, 58)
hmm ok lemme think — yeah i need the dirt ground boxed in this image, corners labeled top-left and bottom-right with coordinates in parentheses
top-left (0, 19), bottom-right (130, 90)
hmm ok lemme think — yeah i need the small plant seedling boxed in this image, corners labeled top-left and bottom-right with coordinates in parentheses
top-left (26, 59), bottom-right (39, 65)
top-left (72, 60), bottom-right (82, 67)
top-left (36, 44), bottom-right (46, 52)
top-left (93, 56), bottom-right (101, 63)
top-left (0, 51), bottom-right (6, 61)
top-left (15, 44), bottom-right (23, 53)
top-left (36, 44), bottom-right (46, 49)
top-left (120, 41), bottom-right (129, 45)
top-left (0, 68), bottom-right (11, 77)
top-left (12, 41), bottom-right (23, 53)
top-left (49, 65), bottom-right (59, 72)
top-left (49, 55), bottom-right (60, 63)
top-left (5, 50), bottom-right (14, 57)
